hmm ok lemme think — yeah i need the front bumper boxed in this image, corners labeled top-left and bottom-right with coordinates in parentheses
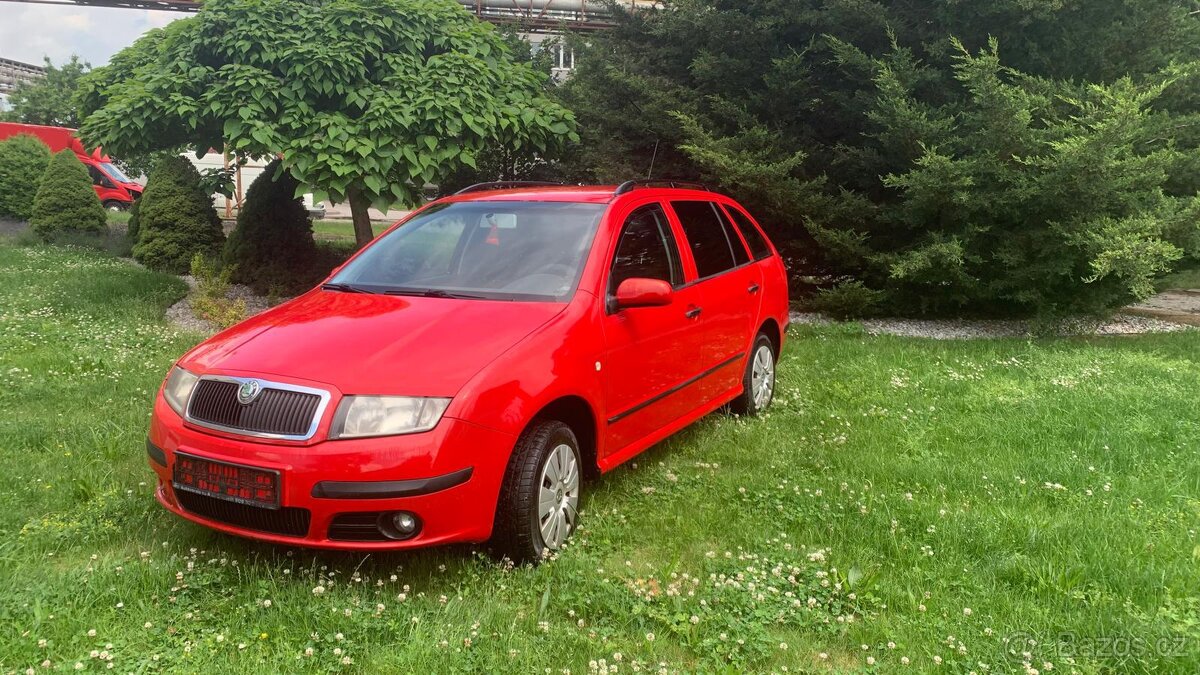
top-left (148, 396), bottom-right (514, 550)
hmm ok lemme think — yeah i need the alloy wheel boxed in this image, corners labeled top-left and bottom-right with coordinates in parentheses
top-left (537, 442), bottom-right (580, 550)
top-left (751, 344), bottom-right (775, 410)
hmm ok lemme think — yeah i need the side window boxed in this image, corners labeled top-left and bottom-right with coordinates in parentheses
top-left (672, 201), bottom-right (738, 279)
top-left (609, 203), bottom-right (682, 293)
top-left (725, 205), bottom-right (772, 260)
top-left (87, 165), bottom-right (109, 187)
top-left (714, 204), bottom-right (750, 266)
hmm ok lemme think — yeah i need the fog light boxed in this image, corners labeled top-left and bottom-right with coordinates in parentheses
top-left (392, 512), bottom-right (416, 533)
top-left (378, 511), bottom-right (421, 540)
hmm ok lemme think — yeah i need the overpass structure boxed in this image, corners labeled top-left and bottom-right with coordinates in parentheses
top-left (0, 0), bottom-right (657, 31)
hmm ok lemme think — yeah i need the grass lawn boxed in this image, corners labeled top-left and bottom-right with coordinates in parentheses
top-left (311, 220), bottom-right (389, 242)
top-left (1, 238), bottom-right (1198, 673)
top-left (1158, 265), bottom-right (1200, 292)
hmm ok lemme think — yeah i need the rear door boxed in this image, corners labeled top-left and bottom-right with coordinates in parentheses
top-left (667, 200), bottom-right (762, 395)
top-left (601, 201), bottom-right (707, 456)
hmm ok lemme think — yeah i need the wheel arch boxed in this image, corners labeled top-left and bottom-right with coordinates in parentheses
top-left (758, 318), bottom-right (782, 357)
top-left (530, 395), bottom-right (599, 478)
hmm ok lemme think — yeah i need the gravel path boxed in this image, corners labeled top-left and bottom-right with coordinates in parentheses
top-left (165, 275), bottom-right (275, 335)
top-left (789, 311), bottom-right (1192, 339)
top-left (0, 218), bottom-right (29, 237)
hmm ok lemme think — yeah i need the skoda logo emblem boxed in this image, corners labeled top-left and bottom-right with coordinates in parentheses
top-left (237, 379), bottom-right (262, 405)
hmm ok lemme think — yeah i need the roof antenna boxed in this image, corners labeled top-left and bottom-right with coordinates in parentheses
top-left (646, 138), bottom-right (660, 179)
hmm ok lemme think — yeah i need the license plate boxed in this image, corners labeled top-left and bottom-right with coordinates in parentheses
top-left (172, 452), bottom-right (281, 509)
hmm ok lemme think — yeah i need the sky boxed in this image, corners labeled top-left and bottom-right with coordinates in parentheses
top-left (0, 3), bottom-right (182, 68)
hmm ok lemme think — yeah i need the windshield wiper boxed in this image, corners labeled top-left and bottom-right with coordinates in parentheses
top-left (383, 288), bottom-right (492, 300)
top-left (321, 282), bottom-right (371, 294)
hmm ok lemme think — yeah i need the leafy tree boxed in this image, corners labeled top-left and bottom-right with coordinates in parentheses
top-left (132, 156), bottom-right (224, 273)
top-left (556, 0), bottom-right (1200, 317)
top-left (6, 56), bottom-right (89, 128)
top-left (223, 159), bottom-right (320, 294)
top-left (0, 134), bottom-right (53, 220)
top-left (78, 0), bottom-right (578, 248)
top-left (436, 28), bottom-right (567, 194)
top-left (29, 150), bottom-right (107, 240)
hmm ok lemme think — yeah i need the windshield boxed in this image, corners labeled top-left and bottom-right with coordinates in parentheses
top-left (100, 162), bottom-right (132, 183)
top-left (330, 201), bottom-right (606, 302)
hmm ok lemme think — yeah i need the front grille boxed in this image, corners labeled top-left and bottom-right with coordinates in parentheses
top-left (188, 379), bottom-right (322, 437)
top-left (329, 512), bottom-right (389, 541)
top-left (176, 490), bottom-right (311, 537)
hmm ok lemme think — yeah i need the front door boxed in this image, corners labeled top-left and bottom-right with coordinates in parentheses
top-left (601, 201), bottom-right (706, 458)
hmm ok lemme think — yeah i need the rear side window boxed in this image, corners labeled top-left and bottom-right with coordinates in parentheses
top-left (714, 206), bottom-right (750, 266)
top-left (724, 205), bottom-right (772, 260)
top-left (609, 203), bottom-right (683, 292)
top-left (672, 201), bottom-right (742, 279)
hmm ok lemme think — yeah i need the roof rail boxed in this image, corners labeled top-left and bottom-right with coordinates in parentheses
top-left (454, 181), bottom-right (564, 195)
top-left (613, 179), bottom-right (712, 196)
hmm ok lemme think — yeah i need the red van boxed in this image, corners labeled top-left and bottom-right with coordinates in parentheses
top-left (0, 122), bottom-right (142, 210)
top-left (146, 181), bottom-right (789, 561)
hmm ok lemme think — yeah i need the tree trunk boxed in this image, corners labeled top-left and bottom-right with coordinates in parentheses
top-left (347, 188), bottom-right (374, 249)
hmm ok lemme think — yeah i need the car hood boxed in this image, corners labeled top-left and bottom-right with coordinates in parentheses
top-left (181, 289), bottom-right (565, 397)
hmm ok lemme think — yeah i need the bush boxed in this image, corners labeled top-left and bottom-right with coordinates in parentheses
top-left (125, 196), bottom-right (141, 240)
top-left (132, 155), bottom-right (224, 273)
top-left (808, 281), bottom-right (885, 319)
top-left (0, 134), bottom-right (53, 220)
top-left (223, 159), bottom-right (318, 294)
top-left (189, 253), bottom-right (245, 328)
top-left (29, 150), bottom-right (107, 241)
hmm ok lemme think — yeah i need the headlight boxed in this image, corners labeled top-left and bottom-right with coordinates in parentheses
top-left (330, 396), bottom-right (451, 439)
top-left (163, 366), bottom-right (199, 417)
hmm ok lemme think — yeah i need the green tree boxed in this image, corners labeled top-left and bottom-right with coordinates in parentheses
top-left (78, 0), bottom-right (577, 248)
top-left (6, 56), bottom-right (89, 128)
top-left (132, 156), bottom-right (224, 273)
top-left (29, 150), bottom-right (107, 241)
top-left (0, 134), bottom-right (53, 220)
top-left (223, 159), bottom-right (320, 294)
top-left (555, 0), bottom-right (1200, 317)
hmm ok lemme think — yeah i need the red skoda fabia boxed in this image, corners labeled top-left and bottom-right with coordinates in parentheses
top-left (148, 182), bottom-right (789, 561)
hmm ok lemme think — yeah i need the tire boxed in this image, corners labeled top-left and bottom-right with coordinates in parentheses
top-left (103, 200), bottom-right (127, 212)
top-left (727, 333), bottom-right (776, 417)
top-left (491, 420), bottom-right (582, 563)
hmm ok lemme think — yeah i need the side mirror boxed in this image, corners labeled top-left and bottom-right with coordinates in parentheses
top-left (614, 278), bottom-right (673, 310)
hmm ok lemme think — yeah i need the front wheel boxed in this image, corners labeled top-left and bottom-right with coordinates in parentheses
top-left (492, 420), bottom-right (582, 563)
top-left (103, 200), bottom-right (127, 212)
top-left (728, 333), bottom-right (776, 416)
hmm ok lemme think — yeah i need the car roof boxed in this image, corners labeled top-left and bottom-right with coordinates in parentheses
top-left (441, 185), bottom-right (728, 205)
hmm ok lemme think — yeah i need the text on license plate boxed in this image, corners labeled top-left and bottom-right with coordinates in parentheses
top-left (172, 452), bottom-right (280, 509)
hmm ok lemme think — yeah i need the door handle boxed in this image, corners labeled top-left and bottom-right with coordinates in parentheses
top-left (748, 283), bottom-right (760, 294)
top-left (685, 306), bottom-right (703, 319)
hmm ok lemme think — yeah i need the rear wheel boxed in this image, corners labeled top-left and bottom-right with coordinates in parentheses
top-left (728, 333), bottom-right (776, 416)
top-left (492, 420), bottom-right (582, 563)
